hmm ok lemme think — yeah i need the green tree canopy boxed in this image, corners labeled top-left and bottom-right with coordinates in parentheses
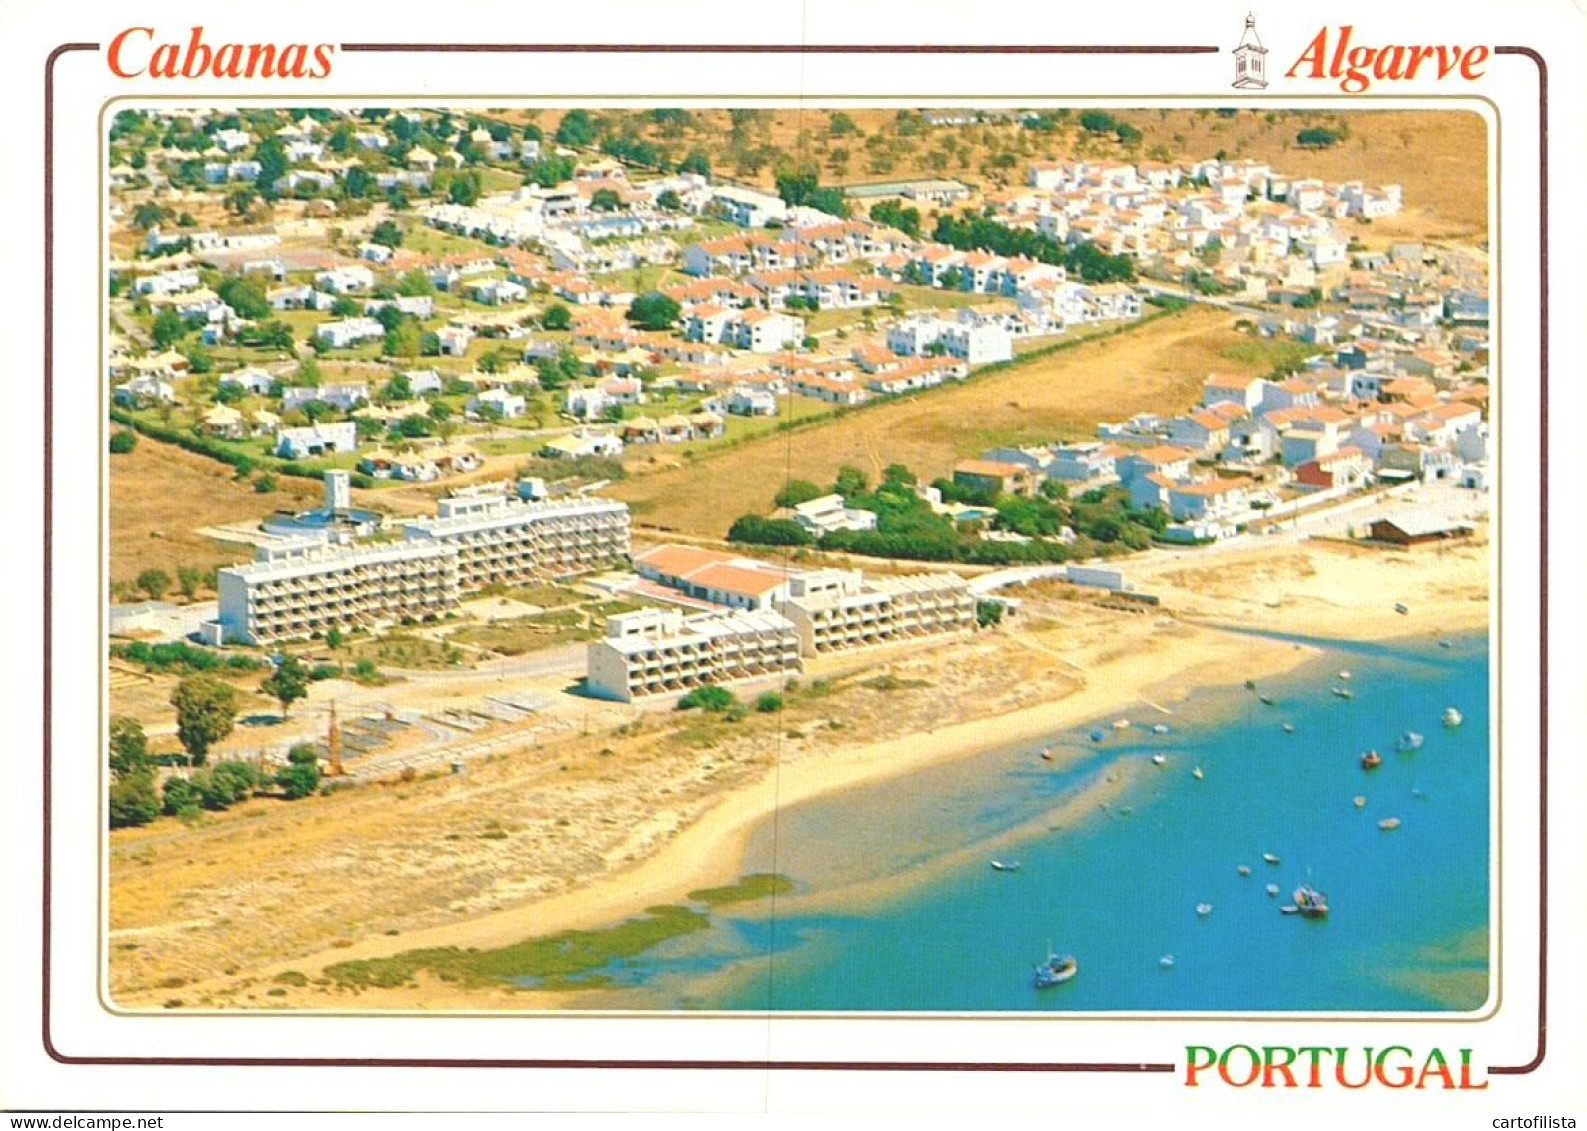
top-left (170, 673), bottom-right (238, 766)
top-left (627, 291), bottom-right (681, 331)
top-left (260, 655), bottom-right (310, 718)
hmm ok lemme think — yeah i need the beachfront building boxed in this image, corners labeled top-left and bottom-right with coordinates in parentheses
top-left (402, 493), bottom-right (631, 589)
top-left (585, 607), bottom-right (802, 702)
top-left (779, 569), bottom-right (977, 655)
top-left (212, 538), bottom-right (459, 645)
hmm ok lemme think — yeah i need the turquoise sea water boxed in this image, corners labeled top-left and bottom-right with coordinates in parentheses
top-left (580, 633), bottom-right (1490, 1013)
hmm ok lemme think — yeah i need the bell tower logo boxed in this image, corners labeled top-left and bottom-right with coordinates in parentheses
top-left (1232, 13), bottom-right (1268, 89)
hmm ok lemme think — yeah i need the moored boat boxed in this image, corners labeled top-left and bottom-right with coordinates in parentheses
top-left (1443, 707), bottom-right (1464, 728)
top-left (1237, 864), bottom-right (1252, 876)
top-left (1377, 817), bottom-right (1401, 831)
top-left (1192, 766), bottom-right (1205, 780)
top-left (1332, 686), bottom-right (1355, 700)
top-left (1033, 952), bottom-right (1078, 989)
top-left (1282, 723), bottom-right (1296, 734)
top-left (1259, 694), bottom-right (1276, 706)
top-left (1150, 754), bottom-right (1167, 767)
top-left (1159, 954), bottom-right (1175, 969)
top-left (1196, 902), bottom-right (1213, 917)
top-left (1089, 730), bottom-right (1105, 743)
top-left (1040, 746), bottom-right (1054, 762)
top-left (990, 859), bottom-right (1021, 872)
top-left (1152, 723), bottom-right (1170, 735)
top-left (1265, 883), bottom-right (1280, 897)
top-left (1293, 884), bottom-right (1330, 918)
top-left (1396, 731), bottom-right (1424, 752)
top-left (1353, 795), bottom-right (1367, 809)
top-left (1361, 750), bottom-right (1383, 770)
top-left (1262, 852), bottom-right (1281, 865)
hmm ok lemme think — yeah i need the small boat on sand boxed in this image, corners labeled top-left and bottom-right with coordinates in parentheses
top-left (1152, 723), bottom-right (1170, 735)
top-left (1263, 852), bottom-right (1281, 865)
top-left (1438, 639), bottom-right (1453, 650)
top-left (1361, 750), bottom-right (1383, 770)
top-left (1113, 718), bottom-right (1132, 730)
top-left (1033, 952), bottom-right (1078, 989)
top-left (1332, 686), bottom-right (1355, 700)
top-left (1089, 730), bottom-right (1105, 743)
top-left (990, 860), bottom-right (1022, 872)
top-left (1377, 817), bottom-right (1401, 831)
top-left (1040, 746), bottom-right (1054, 762)
top-left (1396, 732), bottom-right (1424, 752)
top-left (1394, 602), bottom-right (1410, 614)
top-left (1196, 903), bottom-right (1213, 917)
top-left (1237, 864), bottom-right (1252, 876)
top-left (1266, 883), bottom-right (1280, 897)
top-left (1443, 707), bottom-right (1464, 728)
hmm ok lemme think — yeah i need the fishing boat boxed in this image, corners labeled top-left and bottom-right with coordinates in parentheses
top-left (1263, 852), bottom-right (1281, 865)
top-left (1338, 670), bottom-right (1352, 681)
top-left (1192, 766), bottom-right (1205, 780)
top-left (1033, 952), bottom-right (1079, 989)
top-left (1443, 707), bottom-right (1464, 728)
top-left (1396, 731), bottom-right (1424, 752)
top-left (1378, 817), bottom-right (1402, 831)
top-left (1293, 884), bottom-right (1330, 918)
top-left (1237, 864), bottom-right (1252, 876)
top-left (1282, 723), bottom-right (1296, 734)
top-left (1196, 903), bottom-right (1213, 917)
top-left (1331, 686), bottom-right (1355, 700)
top-left (1150, 754), bottom-right (1168, 767)
top-left (1265, 883), bottom-right (1280, 897)
top-left (1159, 955), bottom-right (1175, 969)
top-left (1353, 795), bottom-right (1367, 809)
top-left (990, 860), bottom-right (1021, 872)
top-left (1152, 723), bottom-right (1170, 735)
top-left (1040, 746), bottom-right (1054, 762)
top-left (1113, 718), bottom-right (1132, 730)
top-left (1361, 750), bottom-right (1383, 770)
top-left (1258, 694), bottom-right (1276, 706)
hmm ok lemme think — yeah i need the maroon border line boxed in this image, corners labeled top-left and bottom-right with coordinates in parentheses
top-left (44, 39), bottom-right (1547, 1078)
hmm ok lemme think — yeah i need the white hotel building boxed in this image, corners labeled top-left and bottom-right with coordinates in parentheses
top-left (213, 492), bottom-right (630, 644)
top-left (779, 569), bottom-right (977, 655)
top-left (213, 538), bottom-right (459, 645)
top-left (401, 494), bottom-right (631, 590)
top-left (586, 607), bottom-right (802, 703)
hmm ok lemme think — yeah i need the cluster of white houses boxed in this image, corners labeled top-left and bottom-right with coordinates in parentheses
top-left (585, 545), bottom-right (977, 702)
top-left (209, 477), bottom-right (631, 645)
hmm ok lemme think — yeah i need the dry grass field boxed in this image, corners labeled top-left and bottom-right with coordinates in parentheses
top-left (108, 437), bottom-right (323, 594)
top-left (513, 108), bottom-right (1486, 241)
top-left (607, 305), bottom-right (1262, 536)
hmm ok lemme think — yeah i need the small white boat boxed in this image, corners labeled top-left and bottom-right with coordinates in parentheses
top-left (1159, 954), bottom-right (1175, 969)
top-left (1443, 707), bottom-right (1464, 728)
top-left (1150, 754), bottom-right (1167, 767)
top-left (1282, 723), bottom-right (1296, 734)
top-left (1033, 952), bottom-right (1079, 989)
top-left (1196, 902), bottom-right (1213, 917)
top-left (1378, 817), bottom-right (1402, 831)
top-left (1192, 766), bottom-right (1205, 780)
top-left (1265, 883), bottom-right (1280, 897)
top-left (990, 859), bottom-right (1021, 872)
top-left (1039, 746), bottom-right (1054, 762)
top-left (1152, 723), bottom-right (1170, 735)
top-left (1280, 904), bottom-right (1300, 915)
top-left (1237, 864), bottom-right (1252, 876)
top-left (1331, 686), bottom-right (1355, 700)
top-left (1338, 670), bottom-right (1353, 681)
top-left (1113, 718), bottom-right (1132, 730)
top-left (1263, 852), bottom-right (1281, 865)
top-left (1353, 795), bottom-right (1367, 809)
top-left (1258, 694), bottom-right (1276, 706)
top-left (1396, 732), bottom-right (1424, 752)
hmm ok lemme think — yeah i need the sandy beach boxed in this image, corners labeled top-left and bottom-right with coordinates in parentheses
top-left (109, 531), bottom-right (1491, 1011)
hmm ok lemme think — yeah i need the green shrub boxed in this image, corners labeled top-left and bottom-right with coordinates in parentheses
top-left (109, 430), bottom-right (138, 454)
top-left (754, 692), bottom-right (783, 713)
top-left (677, 685), bottom-right (736, 712)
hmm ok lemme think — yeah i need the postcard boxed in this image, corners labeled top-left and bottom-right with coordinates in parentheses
top-left (1, 0), bottom-right (1583, 1118)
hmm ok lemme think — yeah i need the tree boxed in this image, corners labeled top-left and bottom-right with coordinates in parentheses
top-left (260, 655), bottom-right (310, 718)
top-left (136, 569), bottom-right (171, 601)
top-left (834, 464), bottom-right (869, 498)
top-left (176, 566), bottom-right (204, 601)
top-left (151, 309), bottom-right (186, 349)
top-left (678, 151), bottom-right (710, 177)
top-left (677, 684), bottom-right (736, 712)
top-left (448, 171), bottom-right (482, 206)
top-left (109, 716), bottom-right (151, 777)
top-left (216, 275), bottom-right (272, 320)
top-left (324, 626), bottom-right (344, 650)
top-left (109, 772), bottom-right (161, 828)
top-left (656, 189), bottom-right (683, 212)
top-left (589, 187), bottom-right (623, 212)
top-left (109, 430), bottom-right (138, 454)
top-left (726, 515), bottom-right (813, 546)
top-left (1296, 127), bottom-right (1342, 149)
top-left (276, 744), bottom-right (322, 800)
top-left (754, 691), bottom-right (784, 713)
top-left (383, 321), bottom-right (423, 358)
top-left (627, 291), bottom-right (681, 331)
top-left (555, 109), bottom-right (598, 147)
top-left (370, 219), bottom-right (404, 248)
top-left (396, 269), bottom-right (435, 297)
top-left (773, 479), bottom-right (824, 508)
top-left (541, 303), bottom-right (572, 331)
top-left (170, 674), bottom-right (238, 766)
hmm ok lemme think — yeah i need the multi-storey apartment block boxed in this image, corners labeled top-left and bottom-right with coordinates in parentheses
top-left (586, 607), bottom-right (802, 703)
top-left (401, 494), bottom-right (631, 590)
top-left (779, 569), bottom-right (977, 655)
top-left (212, 538), bottom-right (459, 645)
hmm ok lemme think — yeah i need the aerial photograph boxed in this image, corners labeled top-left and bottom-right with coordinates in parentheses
top-left (103, 104), bottom-right (1491, 1014)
